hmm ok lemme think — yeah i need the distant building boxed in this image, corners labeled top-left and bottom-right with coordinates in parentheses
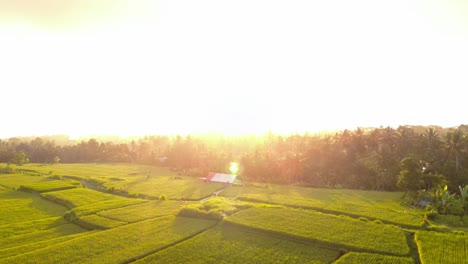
top-left (200, 172), bottom-right (237, 184)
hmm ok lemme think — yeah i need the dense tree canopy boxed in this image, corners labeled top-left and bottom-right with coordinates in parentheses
top-left (0, 125), bottom-right (467, 192)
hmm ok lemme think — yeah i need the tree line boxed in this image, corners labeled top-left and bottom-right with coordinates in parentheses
top-left (0, 125), bottom-right (466, 192)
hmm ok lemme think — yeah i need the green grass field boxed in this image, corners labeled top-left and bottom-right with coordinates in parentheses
top-left (226, 207), bottom-right (410, 255)
top-left (0, 174), bottom-right (51, 189)
top-left (1, 163), bottom-right (466, 263)
top-left (0, 191), bottom-right (67, 225)
top-left (135, 224), bottom-right (340, 264)
top-left (415, 231), bottom-right (467, 264)
top-left (334, 252), bottom-right (415, 264)
top-left (24, 163), bottom-right (224, 200)
top-left (222, 185), bottom-right (424, 228)
top-left (98, 200), bottom-right (192, 222)
top-left (19, 180), bottom-right (81, 193)
top-left (0, 216), bottom-right (217, 264)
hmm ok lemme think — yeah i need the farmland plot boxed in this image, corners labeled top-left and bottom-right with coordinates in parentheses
top-left (19, 180), bottom-right (80, 193)
top-left (226, 207), bottom-right (410, 255)
top-left (0, 174), bottom-right (50, 189)
top-left (0, 191), bottom-right (67, 225)
top-left (1, 216), bottom-right (217, 264)
top-left (223, 185), bottom-right (423, 228)
top-left (135, 224), bottom-right (340, 264)
top-left (41, 188), bottom-right (140, 208)
top-left (415, 231), bottom-right (467, 264)
top-left (98, 200), bottom-right (191, 223)
top-left (335, 252), bottom-right (415, 264)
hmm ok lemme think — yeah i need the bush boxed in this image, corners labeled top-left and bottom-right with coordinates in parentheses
top-left (0, 164), bottom-right (16, 174)
top-left (159, 194), bottom-right (168, 200)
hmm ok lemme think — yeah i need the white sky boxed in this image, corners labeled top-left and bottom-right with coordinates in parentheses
top-left (0, 0), bottom-right (467, 138)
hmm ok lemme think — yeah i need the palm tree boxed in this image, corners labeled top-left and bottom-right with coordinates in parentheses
top-left (445, 129), bottom-right (464, 177)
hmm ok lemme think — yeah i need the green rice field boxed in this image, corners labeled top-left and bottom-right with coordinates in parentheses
top-left (0, 163), bottom-right (465, 263)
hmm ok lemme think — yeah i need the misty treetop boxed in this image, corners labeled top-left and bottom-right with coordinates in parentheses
top-left (0, 125), bottom-right (467, 192)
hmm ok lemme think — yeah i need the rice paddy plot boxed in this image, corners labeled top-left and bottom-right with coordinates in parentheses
top-left (75, 214), bottom-right (127, 229)
top-left (98, 200), bottom-right (192, 223)
top-left (224, 185), bottom-right (424, 228)
top-left (0, 217), bottom-right (66, 239)
top-left (0, 174), bottom-right (50, 189)
top-left (226, 207), bottom-right (410, 255)
top-left (0, 231), bottom-right (95, 259)
top-left (0, 216), bottom-right (217, 264)
top-left (67, 198), bottom-right (147, 219)
top-left (19, 180), bottom-right (81, 193)
top-left (0, 223), bottom-right (88, 251)
top-left (134, 224), bottom-right (340, 264)
top-left (415, 231), bottom-right (467, 264)
top-left (41, 188), bottom-right (137, 208)
top-left (334, 252), bottom-right (415, 264)
top-left (0, 191), bottom-right (67, 225)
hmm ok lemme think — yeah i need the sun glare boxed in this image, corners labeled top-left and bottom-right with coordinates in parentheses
top-left (229, 162), bottom-right (239, 175)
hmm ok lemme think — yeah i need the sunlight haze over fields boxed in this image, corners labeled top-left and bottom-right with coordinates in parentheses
top-left (1, 0), bottom-right (467, 138)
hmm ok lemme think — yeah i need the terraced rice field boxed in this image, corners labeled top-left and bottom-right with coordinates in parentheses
top-left (0, 163), bottom-right (465, 263)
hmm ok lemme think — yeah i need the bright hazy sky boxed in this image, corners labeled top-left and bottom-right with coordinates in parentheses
top-left (1, 0), bottom-right (467, 138)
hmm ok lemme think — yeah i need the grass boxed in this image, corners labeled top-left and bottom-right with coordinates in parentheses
top-left (19, 180), bottom-right (81, 193)
top-left (41, 187), bottom-right (138, 208)
top-left (226, 207), bottom-right (410, 255)
top-left (98, 200), bottom-right (193, 223)
top-left (66, 198), bottom-right (147, 219)
top-left (415, 231), bottom-right (467, 264)
top-left (135, 224), bottom-right (340, 264)
top-left (1, 215), bottom-right (217, 264)
top-left (24, 163), bottom-right (225, 200)
top-left (0, 191), bottom-right (67, 225)
top-left (75, 214), bottom-right (127, 229)
top-left (0, 174), bottom-right (50, 189)
top-left (334, 252), bottom-right (415, 264)
top-left (222, 185), bottom-right (424, 228)
top-left (0, 232), bottom-right (95, 259)
top-left (0, 223), bottom-right (88, 251)
top-left (0, 217), bottom-right (66, 239)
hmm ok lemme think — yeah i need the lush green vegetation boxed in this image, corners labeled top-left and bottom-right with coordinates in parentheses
top-left (0, 217), bottom-right (66, 239)
top-left (2, 125), bottom-right (467, 193)
top-left (226, 207), bottom-right (410, 255)
top-left (135, 224), bottom-right (339, 264)
top-left (0, 216), bottom-right (217, 264)
top-left (335, 252), bottom-right (415, 264)
top-left (25, 163), bottom-right (224, 200)
top-left (0, 232), bottom-right (95, 259)
top-left (41, 187), bottom-right (137, 208)
top-left (75, 214), bottom-right (127, 229)
top-left (19, 180), bottom-right (81, 193)
top-left (0, 224), bottom-right (88, 251)
top-left (98, 200), bottom-right (193, 222)
top-left (0, 174), bottom-right (50, 189)
top-left (1, 162), bottom-right (466, 263)
top-left (222, 185), bottom-right (424, 228)
top-left (0, 191), bottom-right (67, 225)
top-left (415, 231), bottom-right (467, 264)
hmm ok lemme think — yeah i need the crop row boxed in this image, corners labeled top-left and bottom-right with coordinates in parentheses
top-left (97, 200), bottom-right (191, 223)
top-left (334, 252), bottom-right (414, 264)
top-left (1, 216), bottom-right (217, 264)
top-left (65, 198), bottom-right (147, 221)
top-left (19, 180), bottom-right (80, 193)
top-left (236, 193), bottom-right (423, 228)
top-left (41, 188), bottom-right (130, 208)
top-left (415, 231), bottom-right (467, 264)
top-left (0, 191), bottom-right (67, 225)
top-left (0, 217), bottom-right (65, 239)
top-left (75, 214), bottom-right (127, 230)
top-left (225, 207), bottom-right (410, 255)
top-left (135, 223), bottom-right (339, 264)
top-left (0, 231), bottom-right (95, 259)
top-left (0, 223), bottom-right (88, 251)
